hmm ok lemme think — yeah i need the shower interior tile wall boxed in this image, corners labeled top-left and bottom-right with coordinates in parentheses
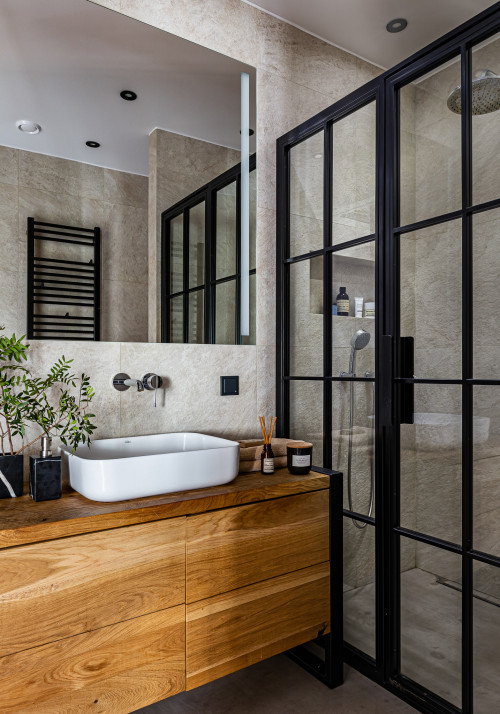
top-left (0, 0), bottom-right (381, 461)
top-left (399, 34), bottom-right (500, 588)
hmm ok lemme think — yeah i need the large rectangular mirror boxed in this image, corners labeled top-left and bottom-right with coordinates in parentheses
top-left (0, 0), bottom-right (256, 344)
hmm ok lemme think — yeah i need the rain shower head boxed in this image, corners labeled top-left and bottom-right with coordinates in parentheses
top-left (349, 329), bottom-right (370, 375)
top-left (447, 69), bottom-right (500, 115)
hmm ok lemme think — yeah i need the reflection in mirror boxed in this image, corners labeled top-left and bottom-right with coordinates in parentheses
top-left (0, 0), bottom-right (256, 344)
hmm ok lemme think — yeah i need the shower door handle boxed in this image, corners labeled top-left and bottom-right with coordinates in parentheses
top-left (380, 335), bottom-right (393, 426)
top-left (398, 336), bottom-right (414, 425)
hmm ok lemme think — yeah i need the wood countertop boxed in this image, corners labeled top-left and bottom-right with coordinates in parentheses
top-left (0, 468), bottom-right (331, 550)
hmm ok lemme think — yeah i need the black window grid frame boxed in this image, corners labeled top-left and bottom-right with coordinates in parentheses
top-left (276, 5), bottom-right (500, 714)
top-left (161, 154), bottom-right (256, 344)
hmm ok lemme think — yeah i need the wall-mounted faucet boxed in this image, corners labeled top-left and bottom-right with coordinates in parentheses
top-left (112, 373), bottom-right (163, 392)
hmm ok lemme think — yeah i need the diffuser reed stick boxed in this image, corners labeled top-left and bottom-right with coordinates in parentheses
top-left (258, 415), bottom-right (277, 445)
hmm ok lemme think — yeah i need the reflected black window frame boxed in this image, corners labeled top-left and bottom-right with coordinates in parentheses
top-left (161, 154), bottom-right (256, 344)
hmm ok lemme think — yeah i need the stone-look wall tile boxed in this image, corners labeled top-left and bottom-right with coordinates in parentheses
top-left (0, 146), bottom-right (19, 186)
top-left (258, 13), bottom-right (358, 103)
top-left (257, 70), bottom-right (331, 214)
top-left (119, 343), bottom-right (257, 439)
top-left (101, 202), bottom-right (148, 284)
top-left (0, 182), bottom-right (19, 265)
top-left (255, 207), bottom-right (277, 347)
top-left (101, 279), bottom-right (148, 343)
top-left (18, 151), bottom-right (104, 201)
top-left (256, 345), bottom-right (275, 420)
top-left (119, 0), bottom-right (259, 66)
top-left (90, 0), bottom-right (122, 11)
top-left (103, 169), bottom-right (149, 208)
top-left (0, 269), bottom-right (20, 336)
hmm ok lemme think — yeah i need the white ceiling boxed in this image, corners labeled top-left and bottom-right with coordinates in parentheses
top-left (0, 0), bottom-right (255, 176)
top-left (243, 0), bottom-right (495, 69)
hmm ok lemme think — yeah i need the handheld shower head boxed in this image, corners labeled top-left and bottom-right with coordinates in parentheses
top-left (349, 329), bottom-right (371, 375)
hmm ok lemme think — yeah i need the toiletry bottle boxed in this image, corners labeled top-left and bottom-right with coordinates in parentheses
top-left (336, 286), bottom-right (349, 316)
top-left (354, 297), bottom-right (363, 318)
top-left (261, 442), bottom-right (275, 474)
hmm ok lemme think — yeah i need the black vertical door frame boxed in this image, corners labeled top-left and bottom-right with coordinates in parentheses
top-left (276, 4), bottom-right (500, 714)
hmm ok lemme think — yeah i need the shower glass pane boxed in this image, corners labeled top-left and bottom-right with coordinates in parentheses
top-left (289, 257), bottom-right (323, 377)
top-left (399, 54), bottom-right (461, 227)
top-left (343, 519), bottom-right (375, 658)
top-left (332, 381), bottom-right (375, 516)
top-left (215, 181), bottom-right (237, 280)
top-left (473, 208), bottom-right (500, 378)
top-left (170, 295), bottom-right (183, 343)
top-left (400, 384), bottom-right (462, 544)
top-left (289, 380), bottom-right (323, 467)
top-left (188, 202), bottom-right (205, 289)
top-left (170, 214), bottom-right (184, 295)
top-left (331, 241), bottom-right (375, 377)
top-left (473, 561), bottom-right (500, 714)
top-left (289, 131), bottom-right (324, 258)
top-left (473, 386), bottom-right (500, 558)
top-left (472, 32), bottom-right (500, 206)
top-left (215, 280), bottom-right (236, 344)
top-left (188, 290), bottom-right (204, 344)
top-left (400, 540), bottom-right (462, 707)
top-left (399, 219), bottom-right (462, 380)
top-left (331, 101), bottom-right (376, 245)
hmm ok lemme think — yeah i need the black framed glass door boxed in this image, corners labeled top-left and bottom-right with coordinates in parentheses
top-left (277, 5), bottom-right (500, 713)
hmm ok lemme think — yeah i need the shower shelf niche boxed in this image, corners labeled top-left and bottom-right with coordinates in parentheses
top-left (309, 252), bottom-right (375, 317)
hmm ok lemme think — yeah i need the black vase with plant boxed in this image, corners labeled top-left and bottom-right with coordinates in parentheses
top-left (0, 328), bottom-right (97, 500)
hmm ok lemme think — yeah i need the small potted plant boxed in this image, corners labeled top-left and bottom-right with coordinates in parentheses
top-left (0, 330), bottom-right (30, 498)
top-left (23, 357), bottom-right (97, 501)
top-left (0, 329), bottom-right (97, 500)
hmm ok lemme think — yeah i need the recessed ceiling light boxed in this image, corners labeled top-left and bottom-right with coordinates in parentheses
top-left (85, 141), bottom-right (100, 148)
top-left (386, 18), bottom-right (408, 33)
top-left (120, 90), bottom-right (137, 101)
top-left (16, 120), bottom-right (41, 134)
top-left (314, 153), bottom-right (323, 159)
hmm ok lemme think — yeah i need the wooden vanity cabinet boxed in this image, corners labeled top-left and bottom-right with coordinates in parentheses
top-left (0, 481), bottom-right (332, 713)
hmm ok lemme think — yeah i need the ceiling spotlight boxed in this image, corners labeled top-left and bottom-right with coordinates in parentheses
top-left (16, 120), bottom-right (41, 134)
top-left (85, 141), bottom-right (100, 148)
top-left (314, 153), bottom-right (323, 159)
top-left (386, 18), bottom-right (408, 33)
top-left (120, 90), bottom-right (137, 101)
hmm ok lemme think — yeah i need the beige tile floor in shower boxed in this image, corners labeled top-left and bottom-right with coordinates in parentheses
top-left (136, 655), bottom-right (416, 713)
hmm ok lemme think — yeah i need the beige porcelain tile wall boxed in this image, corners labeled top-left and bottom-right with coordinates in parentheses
top-left (13, 2), bottom-right (381, 460)
top-left (0, 146), bottom-right (148, 342)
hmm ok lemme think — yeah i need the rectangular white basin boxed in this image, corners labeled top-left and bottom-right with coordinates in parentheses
top-left (61, 432), bottom-right (240, 502)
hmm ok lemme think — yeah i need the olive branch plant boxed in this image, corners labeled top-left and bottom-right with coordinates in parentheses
top-left (0, 328), bottom-right (97, 476)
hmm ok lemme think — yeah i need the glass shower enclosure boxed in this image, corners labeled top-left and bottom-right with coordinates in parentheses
top-left (276, 5), bottom-right (500, 713)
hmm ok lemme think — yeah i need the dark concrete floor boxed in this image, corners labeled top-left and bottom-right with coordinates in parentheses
top-left (135, 655), bottom-right (416, 713)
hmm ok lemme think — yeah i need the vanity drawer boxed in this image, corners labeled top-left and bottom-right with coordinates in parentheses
top-left (186, 561), bottom-right (330, 689)
top-left (186, 489), bottom-right (329, 602)
top-left (0, 517), bottom-right (185, 656)
top-left (0, 604), bottom-right (185, 713)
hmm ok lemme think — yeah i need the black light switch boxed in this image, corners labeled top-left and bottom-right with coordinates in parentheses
top-left (220, 376), bottom-right (239, 396)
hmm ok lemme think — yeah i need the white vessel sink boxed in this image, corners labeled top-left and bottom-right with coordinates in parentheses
top-left (413, 413), bottom-right (490, 451)
top-left (61, 432), bottom-right (240, 502)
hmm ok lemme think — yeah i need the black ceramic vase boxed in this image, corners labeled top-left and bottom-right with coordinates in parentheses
top-left (29, 437), bottom-right (62, 502)
top-left (0, 454), bottom-right (24, 498)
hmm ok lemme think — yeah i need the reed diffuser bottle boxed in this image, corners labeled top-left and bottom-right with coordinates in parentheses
top-left (259, 416), bottom-right (277, 474)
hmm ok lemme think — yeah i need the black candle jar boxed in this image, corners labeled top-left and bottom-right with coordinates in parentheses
top-left (287, 442), bottom-right (313, 475)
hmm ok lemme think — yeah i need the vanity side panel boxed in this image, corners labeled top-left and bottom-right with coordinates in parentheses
top-left (0, 605), bottom-right (185, 713)
top-left (186, 489), bottom-right (329, 602)
top-left (0, 518), bottom-right (185, 657)
top-left (186, 562), bottom-right (330, 689)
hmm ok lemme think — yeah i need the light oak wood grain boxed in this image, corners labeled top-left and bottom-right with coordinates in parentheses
top-left (186, 562), bottom-right (330, 690)
top-left (186, 490), bottom-right (329, 602)
top-left (0, 518), bottom-right (185, 657)
top-left (0, 605), bottom-right (185, 713)
top-left (0, 470), bottom-right (331, 549)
